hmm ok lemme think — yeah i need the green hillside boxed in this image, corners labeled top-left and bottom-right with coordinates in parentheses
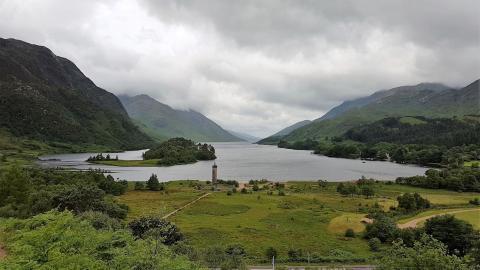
top-left (0, 38), bottom-right (153, 150)
top-left (120, 94), bottom-right (242, 142)
top-left (257, 120), bottom-right (312, 144)
top-left (282, 80), bottom-right (480, 142)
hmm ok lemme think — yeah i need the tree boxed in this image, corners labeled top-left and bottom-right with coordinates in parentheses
top-left (224, 244), bottom-right (246, 269)
top-left (397, 193), bottom-right (430, 212)
top-left (360, 185), bottom-right (375, 198)
top-left (128, 217), bottom-right (183, 245)
top-left (377, 234), bottom-right (469, 270)
top-left (265, 247), bottom-right (278, 260)
top-left (369, 237), bottom-right (381, 252)
top-left (134, 181), bottom-right (145, 190)
top-left (364, 215), bottom-right (398, 243)
top-left (147, 174), bottom-right (160, 191)
top-left (0, 166), bottom-right (31, 217)
top-left (424, 215), bottom-right (476, 256)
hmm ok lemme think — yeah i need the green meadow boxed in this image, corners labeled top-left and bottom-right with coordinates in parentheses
top-left (119, 180), bottom-right (480, 263)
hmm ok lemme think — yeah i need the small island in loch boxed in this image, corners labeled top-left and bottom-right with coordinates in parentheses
top-left (86, 138), bottom-right (216, 167)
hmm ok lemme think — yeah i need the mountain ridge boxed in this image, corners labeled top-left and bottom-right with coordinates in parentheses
top-left (119, 94), bottom-right (243, 142)
top-left (0, 38), bottom-right (153, 150)
top-left (264, 80), bottom-right (479, 144)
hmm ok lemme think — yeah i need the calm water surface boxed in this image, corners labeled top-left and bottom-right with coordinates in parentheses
top-left (38, 142), bottom-right (427, 182)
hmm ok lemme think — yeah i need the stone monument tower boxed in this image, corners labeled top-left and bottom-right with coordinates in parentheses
top-left (212, 162), bottom-right (218, 185)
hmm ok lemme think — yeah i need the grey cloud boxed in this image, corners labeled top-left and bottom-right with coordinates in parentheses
top-left (0, 0), bottom-right (478, 137)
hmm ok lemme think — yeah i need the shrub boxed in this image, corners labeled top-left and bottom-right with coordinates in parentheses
top-left (368, 237), bottom-right (381, 251)
top-left (265, 247), bottom-right (278, 260)
top-left (226, 191), bottom-right (232, 196)
top-left (128, 217), bottom-right (183, 245)
top-left (469, 198), bottom-right (480, 205)
top-left (278, 190), bottom-right (286, 196)
top-left (345, 228), bottom-right (355, 238)
top-left (240, 188), bottom-right (247, 194)
top-left (134, 181), bottom-right (144, 190)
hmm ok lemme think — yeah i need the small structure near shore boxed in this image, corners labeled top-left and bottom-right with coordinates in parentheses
top-left (212, 162), bottom-right (218, 187)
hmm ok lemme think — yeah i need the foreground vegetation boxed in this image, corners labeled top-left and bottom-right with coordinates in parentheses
top-left (119, 178), bottom-right (480, 266)
top-left (1, 165), bottom-right (479, 268)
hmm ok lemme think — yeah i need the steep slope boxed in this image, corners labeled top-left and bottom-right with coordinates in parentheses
top-left (119, 94), bottom-right (242, 142)
top-left (283, 80), bottom-right (479, 142)
top-left (0, 38), bottom-right (153, 150)
top-left (257, 120), bottom-right (312, 144)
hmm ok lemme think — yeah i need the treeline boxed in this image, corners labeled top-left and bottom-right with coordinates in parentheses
top-left (396, 167), bottom-right (480, 192)
top-left (0, 167), bottom-right (128, 218)
top-left (345, 116), bottom-right (480, 147)
top-left (143, 137), bottom-right (216, 166)
top-left (86, 153), bottom-right (119, 162)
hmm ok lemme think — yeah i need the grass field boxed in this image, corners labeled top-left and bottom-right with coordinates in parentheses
top-left (118, 180), bottom-right (480, 263)
top-left (397, 208), bottom-right (480, 229)
top-left (91, 159), bottom-right (161, 167)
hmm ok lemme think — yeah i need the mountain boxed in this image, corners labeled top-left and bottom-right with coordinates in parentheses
top-left (257, 120), bottom-right (312, 144)
top-left (317, 83), bottom-right (449, 121)
top-left (281, 80), bottom-right (480, 142)
top-left (0, 38), bottom-right (153, 150)
top-left (227, 130), bottom-right (260, 142)
top-left (119, 94), bottom-right (242, 142)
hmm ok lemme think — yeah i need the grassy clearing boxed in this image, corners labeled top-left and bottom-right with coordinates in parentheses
top-left (91, 159), bottom-right (161, 167)
top-left (397, 208), bottom-right (480, 229)
top-left (119, 180), bottom-right (479, 263)
top-left (464, 160), bottom-right (479, 167)
top-left (328, 213), bottom-right (367, 234)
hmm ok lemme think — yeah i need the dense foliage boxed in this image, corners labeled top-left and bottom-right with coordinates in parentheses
top-left (143, 137), bottom-right (216, 166)
top-left (277, 115), bottom-right (480, 167)
top-left (128, 217), bottom-right (183, 245)
top-left (377, 234), bottom-right (469, 270)
top-left (0, 211), bottom-right (198, 269)
top-left (0, 167), bottom-right (128, 218)
top-left (396, 167), bottom-right (480, 192)
top-left (424, 215), bottom-right (477, 256)
top-left (345, 116), bottom-right (480, 147)
top-left (396, 193), bottom-right (430, 212)
top-left (336, 178), bottom-right (376, 198)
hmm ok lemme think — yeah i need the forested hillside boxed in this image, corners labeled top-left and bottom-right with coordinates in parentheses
top-left (345, 116), bottom-right (480, 147)
top-left (0, 38), bottom-right (153, 150)
top-left (281, 80), bottom-right (479, 142)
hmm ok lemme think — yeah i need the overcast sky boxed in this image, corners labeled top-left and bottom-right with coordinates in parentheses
top-left (1, 0), bottom-right (479, 137)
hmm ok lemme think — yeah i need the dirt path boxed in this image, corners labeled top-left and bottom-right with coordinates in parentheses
top-left (162, 192), bottom-right (211, 219)
top-left (398, 208), bottom-right (480, 229)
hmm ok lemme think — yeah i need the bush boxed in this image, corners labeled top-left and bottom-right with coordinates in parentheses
top-left (265, 247), bottom-right (278, 260)
top-left (368, 237), bottom-right (381, 251)
top-left (226, 191), bottom-right (232, 196)
top-left (240, 188), bottom-right (247, 194)
top-left (469, 198), bottom-right (480, 205)
top-left (345, 228), bottom-right (355, 238)
top-left (128, 217), bottom-right (183, 245)
top-left (278, 190), bottom-right (286, 196)
top-left (134, 181), bottom-right (144, 190)
top-left (364, 215), bottom-right (398, 243)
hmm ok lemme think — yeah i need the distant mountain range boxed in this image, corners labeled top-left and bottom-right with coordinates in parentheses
top-left (259, 80), bottom-right (480, 144)
top-left (227, 130), bottom-right (260, 142)
top-left (119, 94), bottom-right (243, 142)
top-left (0, 38), bottom-right (153, 150)
top-left (257, 120), bottom-right (311, 144)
